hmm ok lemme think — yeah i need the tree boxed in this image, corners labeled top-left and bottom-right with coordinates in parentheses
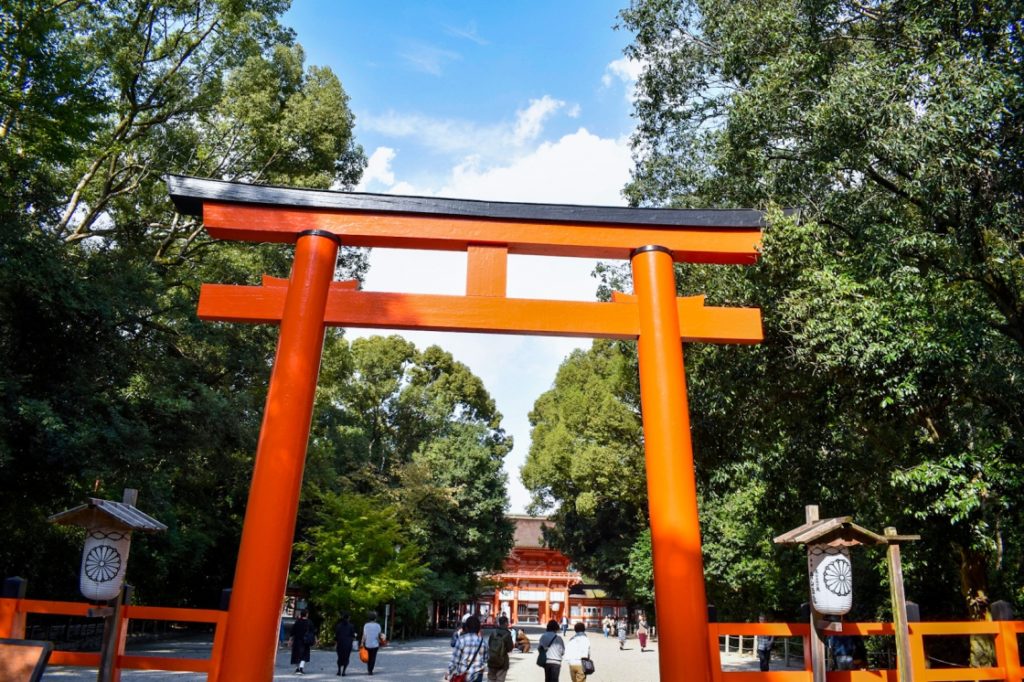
top-left (293, 492), bottom-right (429, 632)
top-left (617, 0), bottom-right (1024, 619)
top-left (0, 0), bottom-right (368, 604)
top-left (522, 340), bottom-right (647, 598)
top-left (304, 335), bottom-right (515, 607)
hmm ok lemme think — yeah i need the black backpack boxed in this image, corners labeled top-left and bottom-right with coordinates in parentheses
top-left (487, 629), bottom-right (510, 669)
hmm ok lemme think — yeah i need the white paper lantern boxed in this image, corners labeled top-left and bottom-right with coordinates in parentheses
top-left (80, 528), bottom-right (132, 601)
top-left (808, 544), bottom-right (853, 615)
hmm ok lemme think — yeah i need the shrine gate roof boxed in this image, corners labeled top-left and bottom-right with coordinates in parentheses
top-left (167, 175), bottom-right (771, 229)
top-left (510, 515), bottom-right (552, 549)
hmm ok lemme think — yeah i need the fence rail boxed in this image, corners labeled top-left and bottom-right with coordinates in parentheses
top-left (1, 597), bottom-right (227, 679)
top-left (2, 598), bottom-right (1021, 681)
top-left (710, 620), bottom-right (1023, 682)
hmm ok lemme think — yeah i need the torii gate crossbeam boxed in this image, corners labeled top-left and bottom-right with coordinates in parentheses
top-left (167, 175), bottom-right (769, 682)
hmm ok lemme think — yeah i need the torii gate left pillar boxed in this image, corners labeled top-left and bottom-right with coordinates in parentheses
top-left (167, 175), bottom-right (770, 682)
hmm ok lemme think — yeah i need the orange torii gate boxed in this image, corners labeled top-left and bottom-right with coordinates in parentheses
top-left (167, 175), bottom-right (768, 681)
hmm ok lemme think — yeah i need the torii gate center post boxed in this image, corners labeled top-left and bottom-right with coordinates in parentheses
top-left (167, 175), bottom-right (768, 682)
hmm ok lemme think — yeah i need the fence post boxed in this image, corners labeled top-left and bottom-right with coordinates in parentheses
top-left (1, 576), bottom-right (27, 638)
top-left (908, 623), bottom-right (928, 682)
top-left (708, 623), bottom-right (723, 682)
top-left (992, 602), bottom-right (1020, 682)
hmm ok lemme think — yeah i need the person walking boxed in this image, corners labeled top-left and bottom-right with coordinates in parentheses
top-left (445, 614), bottom-right (487, 682)
top-left (616, 618), bottom-right (627, 650)
top-left (636, 619), bottom-right (649, 652)
top-left (334, 612), bottom-right (356, 677)
top-left (538, 619), bottom-right (565, 682)
top-left (756, 614), bottom-right (775, 672)
top-left (564, 622), bottom-right (592, 682)
top-left (289, 609), bottom-right (314, 675)
top-left (560, 615), bottom-right (569, 636)
top-left (486, 615), bottom-right (515, 682)
top-left (361, 610), bottom-right (384, 675)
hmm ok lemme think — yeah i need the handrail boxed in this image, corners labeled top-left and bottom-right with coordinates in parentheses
top-left (709, 620), bottom-right (1023, 682)
top-left (0, 597), bottom-right (228, 679)
top-left (3, 601), bottom-right (1020, 682)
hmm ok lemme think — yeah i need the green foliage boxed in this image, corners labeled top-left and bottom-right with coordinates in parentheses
top-left (0, 1), bottom-right (510, 627)
top-left (613, 0), bottom-right (1024, 618)
top-left (306, 335), bottom-right (515, 606)
top-left (293, 492), bottom-right (428, 626)
top-left (522, 340), bottom-right (646, 597)
top-left (0, 0), bottom-right (372, 606)
top-left (625, 529), bottom-right (654, 607)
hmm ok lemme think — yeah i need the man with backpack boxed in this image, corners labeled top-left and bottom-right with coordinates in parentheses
top-left (486, 615), bottom-right (515, 681)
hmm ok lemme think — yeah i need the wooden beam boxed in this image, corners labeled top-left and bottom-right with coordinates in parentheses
top-left (200, 202), bottom-right (763, 264)
top-left (466, 245), bottom-right (507, 297)
top-left (197, 282), bottom-right (764, 344)
top-left (806, 506), bottom-right (827, 682)
top-left (886, 526), bottom-right (915, 682)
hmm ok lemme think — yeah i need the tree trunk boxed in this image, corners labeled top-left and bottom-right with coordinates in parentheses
top-left (957, 544), bottom-right (995, 666)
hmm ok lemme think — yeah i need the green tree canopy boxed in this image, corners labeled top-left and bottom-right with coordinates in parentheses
top-left (293, 492), bottom-right (429, 629)
top-left (522, 340), bottom-right (646, 598)
top-left (0, 0), bottom-right (368, 604)
top-left (306, 335), bottom-right (515, 605)
top-left (611, 0), bottom-right (1024, 618)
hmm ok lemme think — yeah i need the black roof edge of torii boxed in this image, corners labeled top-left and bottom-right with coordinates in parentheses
top-left (166, 174), bottom-right (798, 229)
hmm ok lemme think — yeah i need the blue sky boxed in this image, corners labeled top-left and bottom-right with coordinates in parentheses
top-left (283, 2), bottom-right (643, 512)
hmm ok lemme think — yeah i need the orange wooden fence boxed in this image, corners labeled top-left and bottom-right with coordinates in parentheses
top-left (2, 598), bottom-right (1021, 681)
top-left (710, 621), bottom-right (1023, 682)
top-left (0, 597), bottom-right (226, 679)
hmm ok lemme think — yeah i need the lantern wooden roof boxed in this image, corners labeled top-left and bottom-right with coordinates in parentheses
top-left (773, 516), bottom-right (889, 548)
top-left (48, 498), bottom-right (167, 533)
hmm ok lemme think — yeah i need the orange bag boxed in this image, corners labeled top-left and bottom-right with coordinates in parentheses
top-left (359, 645), bottom-right (369, 663)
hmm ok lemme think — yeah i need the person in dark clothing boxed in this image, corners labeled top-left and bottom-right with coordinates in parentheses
top-left (290, 609), bottom-right (314, 675)
top-left (756, 614), bottom-right (774, 672)
top-left (829, 635), bottom-right (856, 670)
top-left (335, 612), bottom-right (356, 676)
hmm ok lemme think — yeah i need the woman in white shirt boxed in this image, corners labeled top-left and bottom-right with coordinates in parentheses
top-left (361, 611), bottom-right (383, 675)
top-left (564, 622), bottom-right (591, 682)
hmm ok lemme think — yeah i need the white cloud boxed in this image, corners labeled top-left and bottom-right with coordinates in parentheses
top-left (513, 96), bottom-right (565, 146)
top-left (356, 146), bottom-right (396, 191)
top-left (603, 56), bottom-right (644, 101)
top-left (399, 42), bottom-right (461, 76)
top-left (360, 95), bottom-right (576, 162)
top-left (441, 128), bottom-right (632, 204)
top-left (348, 99), bottom-right (634, 513)
top-left (444, 21), bottom-right (488, 45)
top-left (359, 111), bottom-right (510, 158)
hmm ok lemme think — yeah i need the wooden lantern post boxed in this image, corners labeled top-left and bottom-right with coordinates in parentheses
top-left (776, 508), bottom-right (920, 682)
top-left (48, 488), bottom-right (166, 682)
top-left (885, 526), bottom-right (919, 682)
top-left (775, 505), bottom-right (888, 682)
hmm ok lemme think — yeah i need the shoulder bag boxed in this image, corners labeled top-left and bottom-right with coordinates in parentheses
top-left (451, 637), bottom-right (484, 682)
top-left (581, 657), bottom-right (596, 675)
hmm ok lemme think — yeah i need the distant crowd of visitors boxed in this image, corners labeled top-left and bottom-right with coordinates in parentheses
top-left (286, 606), bottom-right (657, 680)
top-left (446, 612), bottom-right (602, 682)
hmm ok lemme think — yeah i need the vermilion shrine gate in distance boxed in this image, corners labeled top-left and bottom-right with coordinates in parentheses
top-left (167, 175), bottom-right (767, 681)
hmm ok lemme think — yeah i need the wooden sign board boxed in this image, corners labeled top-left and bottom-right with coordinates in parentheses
top-left (0, 638), bottom-right (52, 682)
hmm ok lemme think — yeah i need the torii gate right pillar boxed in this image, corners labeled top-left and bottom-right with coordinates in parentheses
top-left (632, 245), bottom-right (713, 681)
